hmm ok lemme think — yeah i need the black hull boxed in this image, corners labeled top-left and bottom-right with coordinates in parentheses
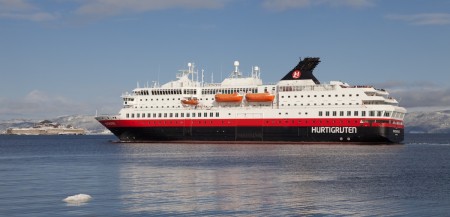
top-left (108, 126), bottom-right (404, 144)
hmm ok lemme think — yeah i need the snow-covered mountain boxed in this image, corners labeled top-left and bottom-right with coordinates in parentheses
top-left (404, 110), bottom-right (450, 133)
top-left (1, 110), bottom-right (450, 134)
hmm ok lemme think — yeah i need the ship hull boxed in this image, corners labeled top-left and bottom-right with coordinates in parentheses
top-left (104, 125), bottom-right (404, 144)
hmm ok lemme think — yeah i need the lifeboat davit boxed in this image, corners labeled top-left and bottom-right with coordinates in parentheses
top-left (181, 98), bottom-right (199, 105)
top-left (245, 92), bottom-right (275, 102)
top-left (215, 92), bottom-right (243, 102)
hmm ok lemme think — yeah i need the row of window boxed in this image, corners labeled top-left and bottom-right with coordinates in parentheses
top-left (318, 110), bottom-right (404, 118)
top-left (279, 85), bottom-right (335, 92)
top-left (201, 88), bottom-right (258, 95)
top-left (134, 88), bottom-right (267, 96)
top-left (125, 110), bottom-right (404, 120)
top-left (126, 112), bottom-right (221, 119)
top-left (281, 102), bottom-right (360, 106)
top-left (281, 93), bottom-right (360, 98)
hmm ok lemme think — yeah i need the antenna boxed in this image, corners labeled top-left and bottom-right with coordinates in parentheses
top-left (254, 66), bottom-right (260, 79)
top-left (157, 65), bottom-right (160, 86)
top-left (220, 64), bottom-right (223, 81)
top-left (233, 61), bottom-right (240, 78)
top-left (201, 69), bottom-right (204, 87)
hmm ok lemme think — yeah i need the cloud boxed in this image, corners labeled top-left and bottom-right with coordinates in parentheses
top-left (262, 0), bottom-right (374, 11)
top-left (75, 0), bottom-right (227, 17)
top-left (386, 13), bottom-right (450, 25)
top-left (0, 11), bottom-right (57, 21)
top-left (0, 90), bottom-right (90, 119)
top-left (375, 81), bottom-right (450, 109)
top-left (0, 0), bottom-right (35, 11)
top-left (0, 0), bottom-right (57, 22)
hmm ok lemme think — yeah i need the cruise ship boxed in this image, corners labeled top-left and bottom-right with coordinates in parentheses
top-left (96, 57), bottom-right (406, 143)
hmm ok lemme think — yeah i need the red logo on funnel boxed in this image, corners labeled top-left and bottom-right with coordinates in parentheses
top-left (292, 70), bottom-right (301, 79)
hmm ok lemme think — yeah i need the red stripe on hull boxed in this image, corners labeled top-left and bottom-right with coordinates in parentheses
top-left (99, 118), bottom-right (404, 129)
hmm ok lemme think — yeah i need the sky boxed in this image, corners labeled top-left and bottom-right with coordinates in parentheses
top-left (1, 0), bottom-right (450, 120)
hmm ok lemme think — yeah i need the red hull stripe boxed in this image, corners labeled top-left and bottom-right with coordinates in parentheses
top-left (100, 118), bottom-right (404, 129)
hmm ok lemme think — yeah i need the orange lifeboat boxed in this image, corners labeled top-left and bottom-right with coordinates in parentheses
top-left (245, 92), bottom-right (275, 102)
top-left (181, 98), bottom-right (199, 105)
top-left (215, 92), bottom-right (243, 102)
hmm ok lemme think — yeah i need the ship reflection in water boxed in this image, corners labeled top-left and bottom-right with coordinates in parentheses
top-left (113, 143), bottom-right (448, 216)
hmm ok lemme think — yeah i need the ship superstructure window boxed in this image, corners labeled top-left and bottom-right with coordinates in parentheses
top-left (151, 89), bottom-right (182, 95)
top-left (126, 113), bottom-right (129, 118)
top-left (216, 112), bottom-right (219, 117)
top-left (354, 111), bottom-right (359, 116)
top-left (319, 111), bottom-right (323, 116)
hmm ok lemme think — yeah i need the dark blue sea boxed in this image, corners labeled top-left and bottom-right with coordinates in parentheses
top-left (1, 134), bottom-right (449, 216)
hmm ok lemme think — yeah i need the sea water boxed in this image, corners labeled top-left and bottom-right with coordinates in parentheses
top-left (0, 134), bottom-right (449, 216)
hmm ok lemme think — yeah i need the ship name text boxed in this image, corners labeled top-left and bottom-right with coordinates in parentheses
top-left (311, 127), bottom-right (357, 134)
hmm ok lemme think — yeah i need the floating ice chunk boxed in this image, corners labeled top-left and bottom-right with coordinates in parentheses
top-left (63, 194), bottom-right (92, 203)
